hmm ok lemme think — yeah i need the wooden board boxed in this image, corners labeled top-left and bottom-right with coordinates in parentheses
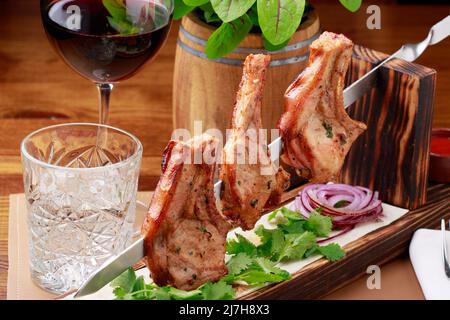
top-left (340, 46), bottom-right (436, 210)
top-left (243, 183), bottom-right (449, 300)
top-left (241, 46), bottom-right (441, 299)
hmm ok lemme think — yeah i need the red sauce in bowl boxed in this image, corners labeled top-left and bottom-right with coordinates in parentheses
top-left (429, 128), bottom-right (450, 183)
top-left (431, 135), bottom-right (450, 156)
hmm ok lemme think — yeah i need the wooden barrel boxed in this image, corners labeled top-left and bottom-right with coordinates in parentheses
top-left (173, 11), bottom-right (320, 133)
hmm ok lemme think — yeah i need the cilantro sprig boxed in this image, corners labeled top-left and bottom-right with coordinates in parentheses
top-left (111, 206), bottom-right (344, 300)
top-left (230, 207), bottom-right (344, 263)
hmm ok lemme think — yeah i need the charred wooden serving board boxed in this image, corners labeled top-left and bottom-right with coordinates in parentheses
top-left (340, 45), bottom-right (436, 210)
top-left (240, 46), bottom-right (446, 299)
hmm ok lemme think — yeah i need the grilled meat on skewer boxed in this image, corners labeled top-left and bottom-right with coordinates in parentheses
top-left (220, 54), bottom-right (290, 231)
top-left (278, 32), bottom-right (367, 182)
top-left (142, 134), bottom-right (231, 290)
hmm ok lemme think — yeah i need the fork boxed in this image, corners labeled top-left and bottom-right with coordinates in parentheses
top-left (441, 219), bottom-right (450, 279)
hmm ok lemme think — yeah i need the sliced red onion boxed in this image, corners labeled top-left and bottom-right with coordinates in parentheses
top-left (294, 183), bottom-right (384, 239)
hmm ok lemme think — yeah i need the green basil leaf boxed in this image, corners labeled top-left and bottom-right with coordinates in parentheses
top-left (210, 0), bottom-right (256, 22)
top-left (263, 36), bottom-right (291, 51)
top-left (183, 0), bottom-right (209, 6)
top-left (174, 0), bottom-right (195, 20)
top-left (258, 0), bottom-right (306, 45)
top-left (339, 0), bottom-right (362, 12)
top-left (206, 14), bottom-right (253, 59)
top-left (227, 252), bottom-right (253, 275)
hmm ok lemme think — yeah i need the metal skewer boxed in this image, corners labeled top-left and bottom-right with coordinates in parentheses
top-left (74, 15), bottom-right (450, 299)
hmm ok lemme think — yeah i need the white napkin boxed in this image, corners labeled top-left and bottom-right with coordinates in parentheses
top-left (409, 229), bottom-right (450, 300)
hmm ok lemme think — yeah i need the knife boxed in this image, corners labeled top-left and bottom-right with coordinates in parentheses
top-left (74, 15), bottom-right (450, 298)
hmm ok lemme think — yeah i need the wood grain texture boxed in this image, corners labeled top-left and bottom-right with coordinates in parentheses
top-left (243, 184), bottom-right (450, 300)
top-left (339, 46), bottom-right (436, 210)
top-left (173, 11), bottom-right (320, 133)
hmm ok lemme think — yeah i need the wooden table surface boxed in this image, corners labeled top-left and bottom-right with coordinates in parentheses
top-left (0, 1), bottom-right (449, 300)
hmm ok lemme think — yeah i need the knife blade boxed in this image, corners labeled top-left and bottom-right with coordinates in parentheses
top-left (73, 237), bottom-right (144, 298)
top-left (74, 16), bottom-right (450, 298)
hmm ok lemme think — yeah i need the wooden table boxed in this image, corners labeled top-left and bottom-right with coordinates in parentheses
top-left (0, 0), bottom-right (449, 300)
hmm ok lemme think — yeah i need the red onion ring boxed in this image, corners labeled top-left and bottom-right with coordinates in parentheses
top-left (294, 183), bottom-right (384, 240)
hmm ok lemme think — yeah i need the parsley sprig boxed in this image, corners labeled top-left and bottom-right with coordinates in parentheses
top-left (111, 206), bottom-right (345, 300)
top-left (228, 207), bottom-right (345, 265)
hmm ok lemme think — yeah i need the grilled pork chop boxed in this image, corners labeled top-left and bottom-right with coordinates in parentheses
top-left (278, 32), bottom-right (367, 182)
top-left (220, 54), bottom-right (290, 231)
top-left (141, 134), bottom-right (231, 290)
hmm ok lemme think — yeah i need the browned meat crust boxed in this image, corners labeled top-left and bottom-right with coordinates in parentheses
top-left (141, 134), bottom-right (231, 290)
top-left (278, 32), bottom-right (367, 182)
top-left (220, 54), bottom-right (290, 231)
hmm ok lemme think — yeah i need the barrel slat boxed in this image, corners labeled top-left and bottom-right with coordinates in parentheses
top-left (173, 11), bottom-right (321, 133)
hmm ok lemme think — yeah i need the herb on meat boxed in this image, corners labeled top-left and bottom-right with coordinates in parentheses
top-left (322, 122), bottom-right (333, 138)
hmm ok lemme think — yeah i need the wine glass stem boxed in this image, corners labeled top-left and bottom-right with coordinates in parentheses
top-left (96, 83), bottom-right (113, 124)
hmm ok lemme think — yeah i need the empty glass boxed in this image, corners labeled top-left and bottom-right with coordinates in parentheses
top-left (21, 123), bottom-right (142, 293)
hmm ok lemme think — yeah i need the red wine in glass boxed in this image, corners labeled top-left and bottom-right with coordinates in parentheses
top-left (40, 0), bottom-right (173, 123)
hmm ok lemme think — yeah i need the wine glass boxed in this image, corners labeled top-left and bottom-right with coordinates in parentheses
top-left (40, 0), bottom-right (173, 124)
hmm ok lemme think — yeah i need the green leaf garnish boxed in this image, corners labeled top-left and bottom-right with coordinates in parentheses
top-left (268, 207), bottom-right (303, 221)
top-left (111, 268), bottom-right (234, 300)
top-left (334, 200), bottom-right (350, 208)
top-left (318, 243), bottom-right (346, 261)
top-left (305, 210), bottom-right (333, 237)
top-left (227, 252), bottom-right (253, 275)
top-left (279, 231), bottom-right (317, 261)
top-left (255, 226), bottom-right (285, 260)
top-left (111, 267), bottom-right (136, 293)
top-left (103, 0), bottom-right (140, 34)
top-left (226, 233), bottom-right (258, 256)
top-left (171, 0), bottom-right (362, 58)
top-left (247, 3), bottom-right (259, 26)
top-left (257, 0), bottom-right (306, 45)
top-left (205, 14), bottom-right (253, 59)
top-left (183, 0), bottom-right (209, 6)
top-left (263, 36), bottom-right (291, 52)
top-left (112, 206), bottom-right (345, 300)
top-left (200, 281), bottom-right (235, 300)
